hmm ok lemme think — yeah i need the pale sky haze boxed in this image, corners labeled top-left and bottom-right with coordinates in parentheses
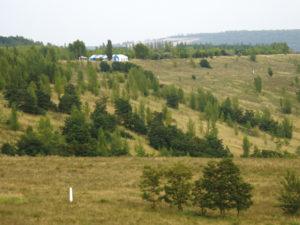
top-left (1, 0), bottom-right (299, 46)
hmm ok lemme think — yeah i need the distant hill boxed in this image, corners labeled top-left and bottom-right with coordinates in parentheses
top-left (0, 36), bottom-right (42, 46)
top-left (154, 30), bottom-right (300, 51)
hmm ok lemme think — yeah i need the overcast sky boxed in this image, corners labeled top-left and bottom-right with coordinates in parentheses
top-left (1, 0), bottom-right (300, 46)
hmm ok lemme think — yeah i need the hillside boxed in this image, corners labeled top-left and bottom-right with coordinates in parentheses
top-left (154, 30), bottom-right (300, 51)
top-left (1, 54), bottom-right (300, 156)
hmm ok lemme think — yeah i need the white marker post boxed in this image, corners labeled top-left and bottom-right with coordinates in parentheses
top-left (69, 187), bottom-right (73, 203)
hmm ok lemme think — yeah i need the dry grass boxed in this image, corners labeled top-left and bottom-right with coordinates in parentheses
top-left (0, 157), bottom-right (300, 225)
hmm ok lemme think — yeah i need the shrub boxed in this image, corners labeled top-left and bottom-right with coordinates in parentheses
top-left (278, 171), bottom-right (300, 215)
top-left (1, 143), bottom-right (16, 156)
top-left (250, 54), bottom-right (256, 62)
top-left (100, 61), bottom-right (110, 72)
top-left (254, 76), bottom-right (262, 93)
top-left (199, 59), bottom-right (211, 68)
top-left (280, 97), bottom-right (292, 114)
top-left (268, 67), bottom-right (273, 77)
top-left (140, 166), bottom-right (163, 208)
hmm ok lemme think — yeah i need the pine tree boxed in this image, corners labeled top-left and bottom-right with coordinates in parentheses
top-left (187, 118), bottom-right (196, 137)
top-left (254, 76), bottom-right (262, 93)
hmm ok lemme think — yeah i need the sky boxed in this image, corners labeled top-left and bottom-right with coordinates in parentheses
top-left (1, 0), bottom-right (300, 46)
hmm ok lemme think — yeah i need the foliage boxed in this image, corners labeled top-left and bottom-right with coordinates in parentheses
top-left (7, 106), bottom-right (20, 131)
top-left (148, 113), bottom-right (231, 157)
top-left (250, 54), bottom-right (256, 62)
top-left (280, 97), bottom-right (292, 114)
top-left (197, 159), bottom-right (253, 216)
top-left (268, 67), bottom-right (273, 77)
top-left (134, 43), bottom-right (150, 59)
top-left (163, 163), bottom-right (192, 211)
top-left (68, 40), bottom-right (86, 59)
top-left (278, 171), bottom-right (300, 215)
top-left (58, 84), bottom-right (81, 114)
top-left (199, 59), bottom-right (212, 68)
top-left (140, 166), bottom-right (163, 208)
top-left (1, 143), bottom-right (16, 156)
top-left (100, 61), bottom-right (111, 72)
top-left (254, 76), bottom-right (262, 93)
top-left (242, 136), bottom-right (251, 157)
top-left (106, 40), bottom-right (113, 61)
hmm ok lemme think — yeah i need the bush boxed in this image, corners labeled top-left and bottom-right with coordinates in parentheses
top-left (250, 54), bottom-right (256, 62)
top-left (199, 59), bottom-right (211, 68)
top-left (268, 67), bottom-right (273, 77)
top-left (1, 143), bottom-right (16, 156)
top-left (254, 76), bottom-right (262, 93)
top-left (100, 61), bottom-right (110, 72)
top-left (278, 171), bottom-right (300, 215)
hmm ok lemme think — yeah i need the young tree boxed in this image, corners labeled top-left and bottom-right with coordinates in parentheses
top-left (192, 179), bottom-right (207, 215)
top-left (58, 84), bottom-right (81, 114)
top-left (140, 166), bottom-right (163, 208)
top-left (254, 76), bottom-right (262, 93)
top-left (278, 171), bottom-right (300, 215)
top-left (242, 136), bottom-right (251, 157)
top-left (8, 106), bottom-right (20, 131)
top-left (110, 130), bottom-right (129, 156)
top-left (163, 163), bottom-right (192, 211)
top-left (187, 118), bottom-right (196, 137)
top-left (106, 40), bottom-right (113, 61)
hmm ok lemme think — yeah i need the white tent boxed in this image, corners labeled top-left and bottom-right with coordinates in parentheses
top-left (112, 54), bottom-right (128, 62)
top-left (89, 54), bottom-right (108, 61)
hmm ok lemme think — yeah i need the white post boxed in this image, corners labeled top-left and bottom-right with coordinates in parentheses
top-left (69, 187), bottom-right (73, 203)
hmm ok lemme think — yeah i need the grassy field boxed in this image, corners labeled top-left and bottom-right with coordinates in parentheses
top-left (0, 157), bottom-right (300, 225)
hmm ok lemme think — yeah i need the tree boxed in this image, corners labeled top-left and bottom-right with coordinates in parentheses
top-left (106, 40), bottom-right (113, 61)
top-left (62, 107), bottom-right (96, 156)
top-left (91, 98), bottom-right (117, 136)
top-left (163, 163), bottom-right (192, 211)
top-left (278, 171), bottom-right (300, 215)
top-left (268, 67), bottom-right (273, 77)
top-left (68, 40), bottom-right (86, 59)
top-left (140, 166), bottom-right (163, 208)
top-left (192, 179), bottom-right (207, 215)
top-left (58, 84), bottom-right (81, 114)
top-left (8, 106), bottom-right (20, 131)
top-left (199, 159), bottom-right (253, 216)
top-left (134, 43), bottom-right (150, 59)
top-left (199, 59), bottom-right (211, 68)
top-left (254, 76), bottom-right (262, 93)
top-left (242, 136), bottom-right (251, 157)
